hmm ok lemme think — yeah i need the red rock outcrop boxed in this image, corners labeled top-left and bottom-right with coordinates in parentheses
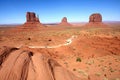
top-left (61, 17), bottom-right (68, 23)
top-left (59, 17), bottom-right (72, 26)
top-left (26, 12), bottom-right (40, 23)
top-left (0, 46), bottom-right (80, 80)
top-left (89, 13), bottom-right (102, 22)
top-left (86, 13), bottom-right (107, 27)
top-left (23, 12), bottom-right (44, 27)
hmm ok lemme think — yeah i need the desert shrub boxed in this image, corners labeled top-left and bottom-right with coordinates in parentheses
top-left (28, 38), bottom-right (31, 40)
top-left (73, 68), bottom-right (76, 71)
top-left (95, 72), bottom-right (101, 76)
top-left (76, 57), bottom-right (81, 62)
top-left (109, 68), bottom-right (114, 72)
top-left (86, 59), bottom-right (94, 65)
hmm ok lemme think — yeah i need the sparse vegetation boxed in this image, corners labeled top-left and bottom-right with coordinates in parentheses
top-left (95, 72), bottom-right (101, 77)
top-left (78, 69), bottom-right (88, 77)
top-left (73, 68), bottom-right (76, 71)
top-left (103, 77), bottom-right (108, 80)
top-left (28, 37), bottom-right (31, 40)
top-left (98, 64), bottom-right (101, 67)
top-left (86, 59), bottom-right (94, 65)
top-left (76, 57), bottom-right (82, 62)
top-left (100, 59), bottom-right (104, 62)
top-left (109, 67), bottom-right (115, 72)
top-left (0, 24), bottom-right (120, 79)
top-left (101, 67), bottom-right (107, 72)
top-left (109, 62), bottom-right (112, 65)
top-left (64, 62), bottom-right (68, 67)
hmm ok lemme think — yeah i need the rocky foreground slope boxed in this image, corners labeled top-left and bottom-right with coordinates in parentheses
top-left (0, 46), bottom-right (80, 80)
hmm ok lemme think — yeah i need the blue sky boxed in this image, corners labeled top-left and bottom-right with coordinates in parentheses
top-left (0, 0), bottom-right (120, 24)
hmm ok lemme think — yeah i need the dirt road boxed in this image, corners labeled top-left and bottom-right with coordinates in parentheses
top-left (28, 35), bottom-right (77, 48)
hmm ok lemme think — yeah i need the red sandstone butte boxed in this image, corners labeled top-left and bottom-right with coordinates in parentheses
top-left (59, 17), bottom-right (72, 26)
top-left (26, 12), bottom-right (40, 22)
top-left (89, 13), bottom-right (102, 22)
top-left (23, 12), bottom-right (44, 27)
top-left (86, 13), bottom-right (107, 27)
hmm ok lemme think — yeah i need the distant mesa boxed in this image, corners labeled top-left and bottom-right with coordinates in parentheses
top-left (86, 13), bottom-right (107, 27)
top-left (59, 17), bottom-right (72, 26)
top-left (23, 12), bottom-right (44, 27)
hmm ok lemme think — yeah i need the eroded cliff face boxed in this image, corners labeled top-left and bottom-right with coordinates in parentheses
top-left (89, 13), bottom-right (102, 22)
top-left (86, 13), bottom-right (107, 27)
top-left (26, 12), bottom-right (40, 23)
top-left (23, 12), bottom-right (44, 27)
top-left (0, 46), bottom-right (79, 80)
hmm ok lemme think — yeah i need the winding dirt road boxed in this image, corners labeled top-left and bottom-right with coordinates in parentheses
top-left (28, 35), bottom-right (77, 48)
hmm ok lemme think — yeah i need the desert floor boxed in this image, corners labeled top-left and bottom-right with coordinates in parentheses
top-left (0, 24), bottom-right (120, 80)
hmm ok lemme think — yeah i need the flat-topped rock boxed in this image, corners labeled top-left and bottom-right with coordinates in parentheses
top-left (23, 12), bottom-right (44, 27)
top-left (85, 13), bottom-right (107, 27)
top-left (26, 12), bottom-right (40, 23)
top-left (89, 13), bottom-right (102, 22)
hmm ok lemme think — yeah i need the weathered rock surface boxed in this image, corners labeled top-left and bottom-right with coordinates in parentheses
top-left (61, 17), bottom-right (68, 23)
top-left (59, 17), bottom-right (72, 26)
top-left (0, 46), bottom-right (18, 66)
top-left (23, 12), bottom-right (44, 27)
top-left (86, 13), bottom-right (107, 27)
top-left (89, 13), bottom-right (102, 22)
top-left (0, 46), bottom-right (80, 80)
top-left (26, 12), bottom-right (40, 23)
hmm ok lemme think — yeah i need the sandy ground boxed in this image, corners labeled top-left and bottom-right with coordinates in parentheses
top-left (0, 24), bottom-right (120, 80)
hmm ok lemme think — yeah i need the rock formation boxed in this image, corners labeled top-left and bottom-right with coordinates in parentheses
top-left (61, 17), bottom-right (68, 23)
top-left (89, 13), bottom-right (102, 22)
top-left (26, 12), bottom-right (40, 23)
top-left (0, 46), bottom-right (80, 80)
top-left (86, 13), bottom-right (107, 27)
top-left (23, 12), bottom-right (44, 27)
top-left (59, 17), bottom-right (72, 26)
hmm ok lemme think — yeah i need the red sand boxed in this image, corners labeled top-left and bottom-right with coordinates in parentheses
top-left (0, 23), bottom-right (120, 80)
